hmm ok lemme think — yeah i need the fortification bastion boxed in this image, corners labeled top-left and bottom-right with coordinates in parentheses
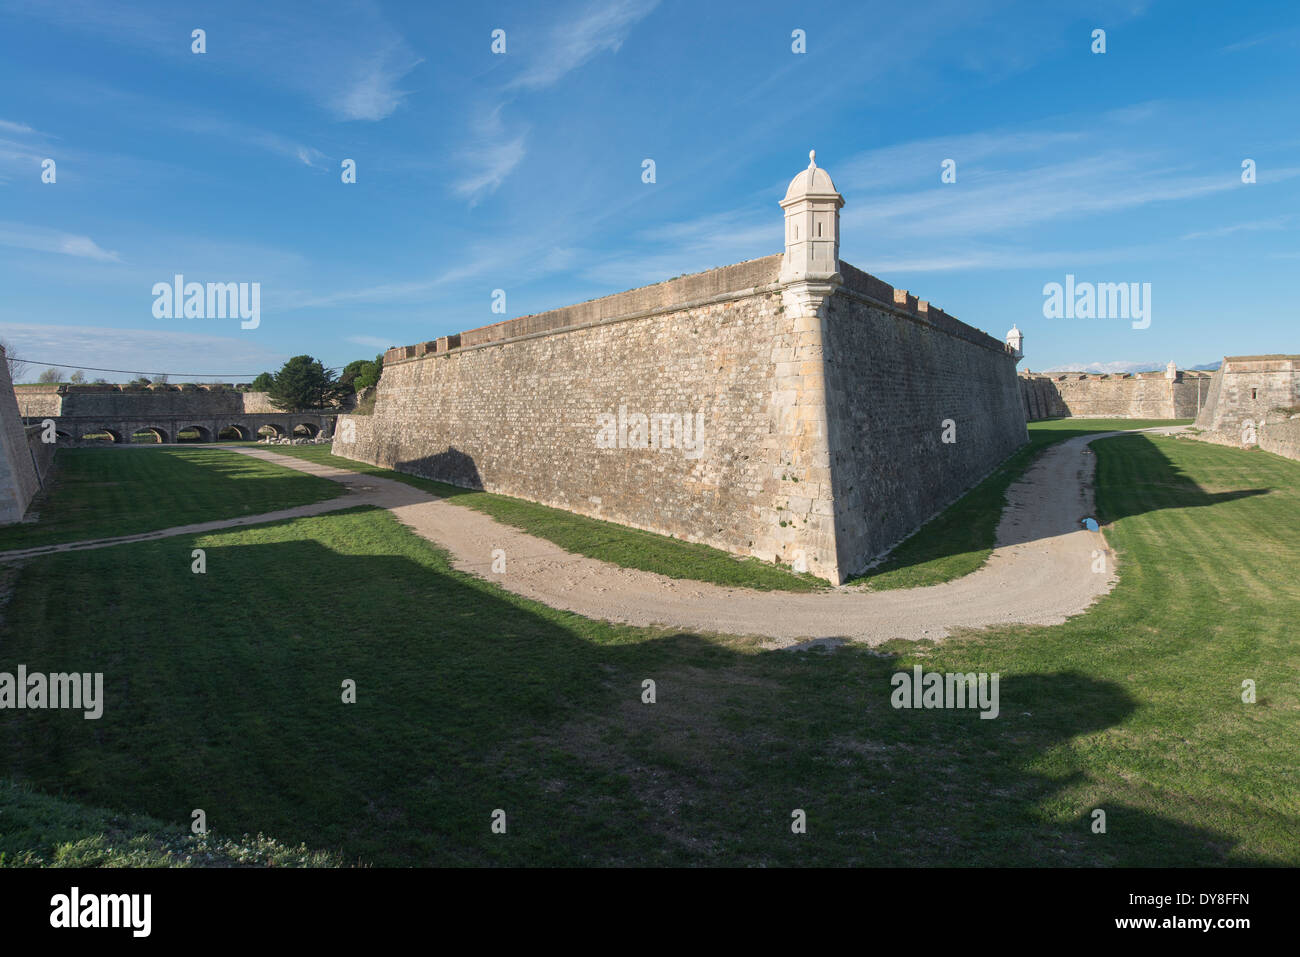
top-left (333, 153), bottom-right (1029, 584)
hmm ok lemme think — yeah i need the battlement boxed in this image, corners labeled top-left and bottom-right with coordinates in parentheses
top-left (1019, 370), bottom-right (1213, 382)
top-left (13, 382), bottom-right (240, 394)
top-left (837, 262), bottom-right (1009, 355)
top-left (385, 253), bottom-right (1011, 365)
top-left (1018, 367), bottom-right (1215, 420)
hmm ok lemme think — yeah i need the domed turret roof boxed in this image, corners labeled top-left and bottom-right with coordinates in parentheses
top-left (782, 150), bottom-right (841, 204)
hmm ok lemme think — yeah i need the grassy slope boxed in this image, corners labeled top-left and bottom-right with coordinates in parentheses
top-left (259, 444), bottom-right (825, 591)
top-left (1, 432), bottom-right (1296, 866)
top-left (854, 419), bottom-right (1192, 589)
top-left (0, 447), bottom-right (344, 551)
top-left (0, 779), bottom-right (342, 867)
top-left (262, 422), bottom-right (1184, 592)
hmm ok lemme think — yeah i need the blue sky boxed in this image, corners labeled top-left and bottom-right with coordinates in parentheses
top-left (0, 0), bottom-right (1297, 381)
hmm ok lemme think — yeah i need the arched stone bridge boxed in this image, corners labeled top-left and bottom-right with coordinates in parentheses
top-left (12, 384), bottom-right (337, 445)
top-left (48, 412), bottom-right (335, 445)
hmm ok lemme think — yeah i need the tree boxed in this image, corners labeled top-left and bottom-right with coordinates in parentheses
top-left (69, 370), bottom-right (86, 384)
top-left (267, 355), bottom-right (346, 411)
top-left (250, 372), bottom-right (274, 392)
top-left (0, 339), bottom-right (29, 383)
top-left (339, 353), bottom-right (384, 393)
top-left (37, 368), bottom-right (61, 384)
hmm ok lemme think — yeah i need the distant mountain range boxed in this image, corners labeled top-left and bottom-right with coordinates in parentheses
top-left (1038, 360), bottom-right (1222, 374)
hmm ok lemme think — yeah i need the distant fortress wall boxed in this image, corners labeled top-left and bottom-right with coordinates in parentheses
top-left (11, 384), bottom-right (277, 418)
top-left (10, 385), bottom-right (334, 444)
top-left (1184, 356), bottom-right (1300, 462)
top-left (1193, 355), bottom-right (1300, 434)
top-left (1018, 369), bottom-right (1214, 421)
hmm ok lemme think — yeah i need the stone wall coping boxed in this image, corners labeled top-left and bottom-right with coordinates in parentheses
top-left (831, 284), bottom-right (1012, 356)
top-left (384, 255), bottom-right (1012, 366)
top-left (384, 279), bottom-right (787, 363)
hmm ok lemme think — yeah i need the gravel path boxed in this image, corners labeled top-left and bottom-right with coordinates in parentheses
top-left (2, 430), bottom-right (1174, 645)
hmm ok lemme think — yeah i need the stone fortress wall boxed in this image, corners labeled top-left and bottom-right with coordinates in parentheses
top-left (1193, 355), bottom-right (1300, 434)
top-left (13, 383), bottom-right (275, 418)
top-left (335, 153), bottom-right (1028, 584)
top-left (1019, 367), bottom-right (1214, 421)
top-left (1188, 355), bottom-right (1300, 462)
top-left (0, 348), bottom-right (54, 524)
top-left (823, 264), bottom-right (1024, 578)
top-left (15, 384), bottom-right (333, 444)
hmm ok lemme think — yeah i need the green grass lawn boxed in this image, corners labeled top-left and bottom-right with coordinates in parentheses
top-left (853, 419), bottom-right (1192, 589)
top-left (0, 447), bottom-right (345, 552)
top-left (0, 779), bottom-right (342, 867)
top-left (1, 430), bottom-right (1295, 866)
top-left (260, 422), bottom-right (1185, 592)
top-left (259, 444), bottom-right (826, 591)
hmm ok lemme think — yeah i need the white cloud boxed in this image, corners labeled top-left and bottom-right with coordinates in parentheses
top-left (0, 222), bottom-right (121, 262)
top-left (345, 335), bottom-right (396, 350)
top-left (454, 134), bottom-right (529, 203)
top-left (506, 0), bottom-right (659, 92)
top-left (332, 46), bottom-right (422, 121)
top-left (451, 105), bottom-right (529, 204)
top-left (0, 321), bottom-right (286, 381)
top-left (446, 0), bottom-right (658, 202)
top-left (6, 0), bottom-right (421, 124)
top-left (169, 114), bottom-right (327, 168)
top-left (1180, 217), bottom-right (1291, 241)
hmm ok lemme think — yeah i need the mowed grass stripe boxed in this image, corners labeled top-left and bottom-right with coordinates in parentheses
top-left (0, 447), bottom-right (345, 552)
top-left (3, 428), bottom-right (1296, 866)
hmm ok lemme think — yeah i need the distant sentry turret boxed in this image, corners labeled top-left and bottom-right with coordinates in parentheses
top-left (1006, 324), bottom-right (1024, 362)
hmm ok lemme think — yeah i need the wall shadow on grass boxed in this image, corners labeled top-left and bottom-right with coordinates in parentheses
top-left (0, 511), bottom-right (1279, 867)
top-left (0, 447), bottom-right (344, 553)
top-left (853, 431), bottom-right (1271, 584)
top-left (396, 447), bottom-right (483, 493)
top-left (1090, 434), bottom-right (1270, 524)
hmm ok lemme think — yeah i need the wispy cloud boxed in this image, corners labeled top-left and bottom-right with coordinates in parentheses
top-left (1221, 29), bottom-right (1300, 54)
top-left (0, 321), bottom-right (285, 381)
top-left (331, 45), bottom-right (422, 121)
top-left (345, 334), bottom-right (397, 350)
top-left (452, 106), bottom-right (528, 204)
top-left (447, 0), bottom-right (658, 202)
top-left (0, 222), bottom-right (121, 262)
top-left (453, 137), bottom-right (528, 203)
top-left (1181, 217), bottom-right (1291, 241)
top-left (0, 119), bottom-right (37, 135)
top-left (506, 0), bottom-right (659, 92)
top-left (294, 231), bottom-right (578, 310)
top-left (5, 0), bottom-right (421, 123)
top-left (169, 114), bottom-right (327, 167)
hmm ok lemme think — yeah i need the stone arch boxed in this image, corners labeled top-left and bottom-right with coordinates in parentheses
top-left (176, 424), bottom-right (212, 443)
top-left (80, 428), bottom-right (123, 443)
top-left (292, 422), bottom-right (320, 438)
top-left (257, 423), bottom-right (287, 439)
top-left (218, 424), bottom-right (251, 441)
top-left (130, 427), bottom-right (170, 444)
